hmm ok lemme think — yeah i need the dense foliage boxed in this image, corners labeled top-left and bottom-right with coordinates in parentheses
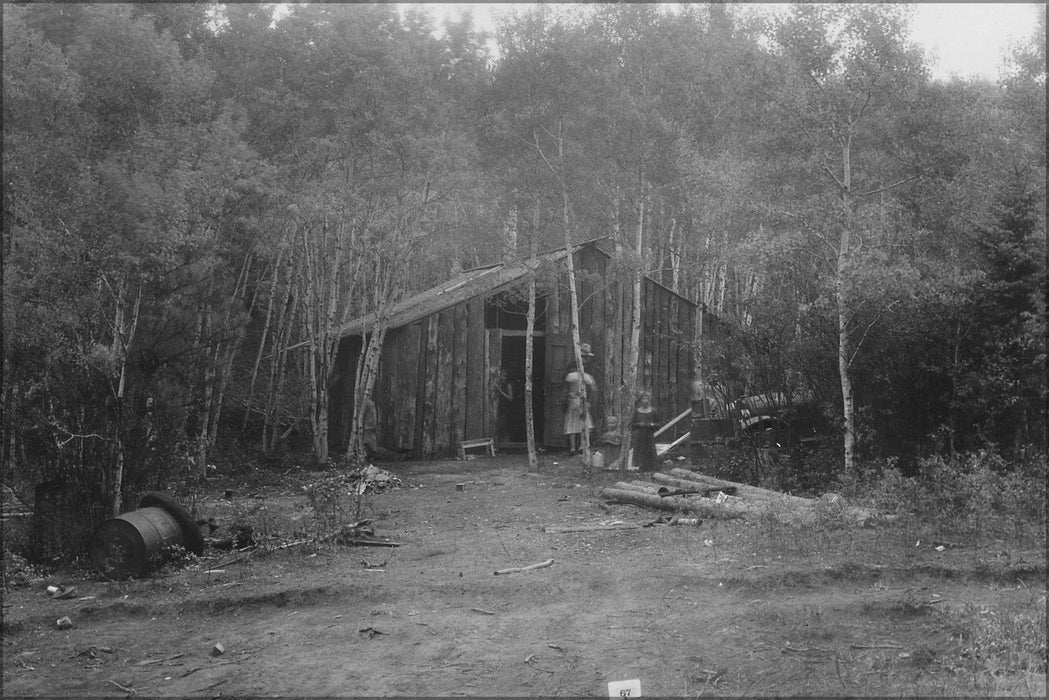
top-left (3, 4), bottom-right (1044, 541)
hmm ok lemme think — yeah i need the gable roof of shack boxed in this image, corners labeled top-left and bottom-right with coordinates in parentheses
top-left (338, 237), bottom-right (696, 338)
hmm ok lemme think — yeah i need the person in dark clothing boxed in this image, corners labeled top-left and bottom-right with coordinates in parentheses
top-left (494, 368), bottom-right (515, 443)
top-left (630, 391), bottom-right (660, 472)
top-left (361, 396), bottom-right (406, 462)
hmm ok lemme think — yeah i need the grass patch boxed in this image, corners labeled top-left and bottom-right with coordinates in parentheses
top-left (939, 592), bottom-right (1047, 695)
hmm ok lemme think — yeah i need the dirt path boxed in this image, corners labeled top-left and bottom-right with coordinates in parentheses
top-left (3, 455), bottom-right (1045, 697)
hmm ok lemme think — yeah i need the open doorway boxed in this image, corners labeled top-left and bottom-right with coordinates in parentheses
top-left (499, 335), bottom-right (545, 445)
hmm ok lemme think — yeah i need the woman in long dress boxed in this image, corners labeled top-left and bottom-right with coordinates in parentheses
top-left (562, 356), bottom-right (596, 454)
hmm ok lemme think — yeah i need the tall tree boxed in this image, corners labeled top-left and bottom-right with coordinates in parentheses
top-left (768, 4), bottom-right (927, 472)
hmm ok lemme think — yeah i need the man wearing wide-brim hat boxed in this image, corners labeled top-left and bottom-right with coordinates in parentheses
top-left (563, 342), bottom-right (596, 454)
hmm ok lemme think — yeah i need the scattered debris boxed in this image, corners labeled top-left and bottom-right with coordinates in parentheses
top-left (543, 523), bottom-right (641, 533)
top-left (361, 559), bottom-right (387, 570)
top-left (136, 653), bottom-right (184, 666)
top-left (493, 558), bottom-right (554, 575)
top-left (358, 626), bottom-right (386, 639)
top-left (55, 616), bottom-right (75, 630)
top-left (47, 584), bottom-right (77, 599)
top-left (107, 679), bottom-right (135, 695)
top-left (353, 465), bottom-right (402, 494)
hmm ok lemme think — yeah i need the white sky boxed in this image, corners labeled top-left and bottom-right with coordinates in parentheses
top-left (419, 2), bottom-right (1042, 81)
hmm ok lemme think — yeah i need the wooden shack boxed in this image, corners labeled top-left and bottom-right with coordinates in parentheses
top-left (329, 240), bottom-right (714, 459)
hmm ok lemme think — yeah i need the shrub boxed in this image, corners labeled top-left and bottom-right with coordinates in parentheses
top-left (840, 451), bottom-right (1047, 547)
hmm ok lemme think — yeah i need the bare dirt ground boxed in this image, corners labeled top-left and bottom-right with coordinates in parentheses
top-left (3, 452), bottom-right (1046, 697)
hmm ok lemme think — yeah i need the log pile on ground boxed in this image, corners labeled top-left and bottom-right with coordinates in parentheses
top-left (600, 467), bottom-right (872, 525)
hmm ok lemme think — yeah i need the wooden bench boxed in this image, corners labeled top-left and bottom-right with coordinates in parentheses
top-left (457, 437), bottom-right (496, 460)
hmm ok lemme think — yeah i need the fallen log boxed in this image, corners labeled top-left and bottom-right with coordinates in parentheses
top-left (664, 470), bottom-right (875, 524)
top-left (659, 486), bottom-right (738, 498)
top-left (651, 474), bottom-right (773, 505)
top-left (666, 468), bottom-right (816, 507)
top-left (612, 481), bottom-right (669, 496)
top-left (600, 487), bottom-right (748, 520)
top-left (543, 523), bottom-right (642, 533)
top-left (494, 558), bottom-right (554, 575)
top-left (341, 539), bottom-right (402, 548)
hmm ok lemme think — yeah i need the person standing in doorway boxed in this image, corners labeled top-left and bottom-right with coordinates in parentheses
top-left (494, 368), bottom-right (515, 443)
top-left (562, 343), bottom-right (596, 454)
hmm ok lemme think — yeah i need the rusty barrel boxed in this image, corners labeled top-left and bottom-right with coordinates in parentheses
top-left (89, 506), bottom-right (184, 579)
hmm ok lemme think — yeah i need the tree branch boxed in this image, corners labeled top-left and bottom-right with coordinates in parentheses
top-left (855, 174), bottom-right (920, 198)
top-left (847, 300), bottom-right (900, 368)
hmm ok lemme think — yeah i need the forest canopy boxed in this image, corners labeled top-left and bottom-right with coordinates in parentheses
top-left (3, 3), bottom-right (1045, 523)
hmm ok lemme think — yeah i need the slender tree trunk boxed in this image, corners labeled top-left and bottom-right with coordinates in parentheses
top-left (606, 192), bottom-right (624, 423)
top-left (837, 140), bottom-right (856, 474)
top-left (555, 120), bottom-right (591, 473)
top-left (949, 318), bottom-right (961, 457)
top-left (244, 247), bottom-right (286, 433)
top-left (197, 305), bottom-right (214, 482)
top-left (525, 198), bottom-right (539, 471)
top-left (264, 266), bottom-right (297, 452)
top-left (624, 178), bottom-right (645, 470)
top-left (107, 277), bottom-right (141, 516)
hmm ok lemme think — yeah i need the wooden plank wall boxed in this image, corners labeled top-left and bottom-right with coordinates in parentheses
top-left (398, 323), bottom-right (421, 448)
top-left (465, 299), bottom-right (485, 440)
top-left (420, 316), bottom-right (439, 456)
top-left (364, 298), bottom-right (498, 458)
top-left (451, 304), bottom-right (468, 450)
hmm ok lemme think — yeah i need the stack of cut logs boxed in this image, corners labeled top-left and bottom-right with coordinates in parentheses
top-left (600, 467), bottom-right (870, 525)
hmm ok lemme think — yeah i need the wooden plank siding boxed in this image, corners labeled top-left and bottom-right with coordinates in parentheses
top-left (420, 316), bottom-right (439, 456)
top-left (465, 299), bottom-right (485, 441)
top-left (451, 303), bottom-right (468, 450)
top-left (398, 323), bottom-right (421, 449)
top-left (434, 309), bottom-right (454, 455)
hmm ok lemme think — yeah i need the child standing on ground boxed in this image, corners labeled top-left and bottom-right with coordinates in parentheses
top-left (630, 391), bottom-right (659, 472)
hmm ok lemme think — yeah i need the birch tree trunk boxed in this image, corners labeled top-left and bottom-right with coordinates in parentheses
top-left (244, 246), bottom-right (286, 433)
top-left (606, 192), bottom-right (625, 424)
top-left (837, 138), bottom-right (857, 474)
top-left (554, 118), bottom-right (592, 473)
top-left (624, 178), bottom-right (645, 471)
top-left (346, 188), bottom-right (426, 465)
top-left (105, 275), bottom-right (141, 516)
top-left (524, 198), bottom-right (540, 471)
